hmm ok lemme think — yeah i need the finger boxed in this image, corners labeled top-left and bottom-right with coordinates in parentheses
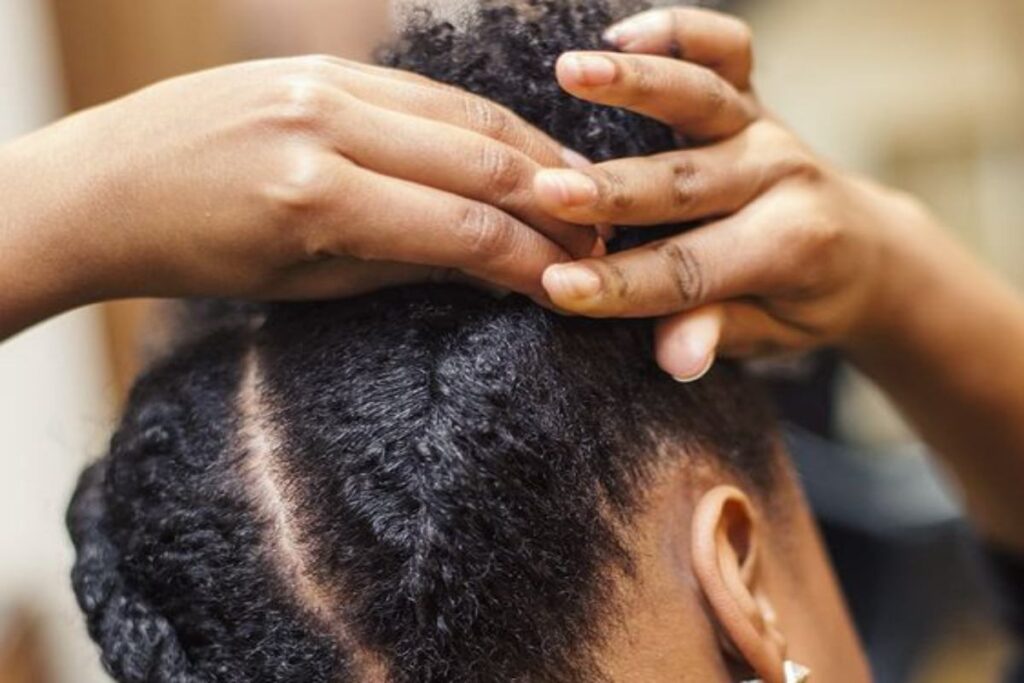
top-left (556, 51), bottom-right (756, 142)
top-left (603, 8), bottom-right (754, 90)
top-left (654, 304), bottom-right (722, 382)
top-left (330, 59), bottom-right (577, 170)
top-left (312, 160), bottom-right (569, 299)
top-left (540, 200), bottom-right (791, 318)
top-left (330, 97), bottom-right (600, 259)
top-left (534, 120), bottom-right (796, 226)
top-left (655, 301), bottom-right (811, 379)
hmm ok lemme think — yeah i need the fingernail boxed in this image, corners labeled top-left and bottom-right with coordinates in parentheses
top-left (604, 12), bottom-right (665, 51)
top-left (561, 147), bottom-right (592, 169)
top-left (671, 315), bottom-right (720, 383)
top-left (543, 264), bottom-right (602, 301)
top-left (535, 169), bottom-right (598, 207)
top-left (560, 53), bottom-right (618, 87)
top-left (673, 354), bottom-right (715, 384)
top-left (590, 237), bottom-right (607, 258)
top-left (596, 222), bottom-right (616, 241)
top-left (602, 23), bottom-right (641, 48)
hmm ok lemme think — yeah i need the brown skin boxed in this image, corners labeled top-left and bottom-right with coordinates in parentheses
top-left (0, 55), bottom-right (603, 340)
top-left (599, 459), bottom-right (869, 683)
top-left (3, 6), bottom-right (1024, 680)
top-left (535, 7), bottom-right (1024, 556)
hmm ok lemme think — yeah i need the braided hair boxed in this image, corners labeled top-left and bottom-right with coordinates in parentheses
top-left (68, 2), bottom-right (777, 682)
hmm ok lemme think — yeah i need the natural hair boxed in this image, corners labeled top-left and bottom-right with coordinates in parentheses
top-left (68, 2), bottom-right (777, 682)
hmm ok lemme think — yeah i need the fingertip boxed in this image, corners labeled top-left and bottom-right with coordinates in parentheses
top-left (603, 10), bottom-right (668, 52)
top-left (602, 26), bottom-right (625, 48)
top-left (655, 307), bottom-right (723, 382)
top-left (672, 353), bottom-right (716, 384)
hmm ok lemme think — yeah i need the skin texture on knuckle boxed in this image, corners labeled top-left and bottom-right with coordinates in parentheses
top-left (259, 150), bottom-right (336, 260)
top-left (590, 166), bottom-right (634, 214)
top-left (478, 144), bottom-right (529, 206)
top-left (668, 158), bottom-right (701, 213)
top-left (462, 95), bottom-right (517, 145)
top-left (621, 57), bottom-right (659, 107)
top-left (779, 207), bottom-right (847, 298)
top-left (577, 259), bottom-right (631, 316)
top-left (812, 212), bottom-right (847, 254)
top-left (268, 77), bottom-right (341, 135)
top-left (457, 203), bottom-right (518, 261)
top-left (787, 150), bottom-right (826, 185)
top-left (293, 54), bottom-right (347, 70)
top-left (652, 241), bottom-right (707, 308)
top-left (695, 72), bottom-right (730, 124)
top-left (601, 260), bottom-right (632, 305)
top-left (752, 122), bottom-right (822, 184)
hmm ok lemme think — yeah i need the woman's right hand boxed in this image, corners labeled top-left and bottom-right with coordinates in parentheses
top-left (534, 6), bottom-right (1024, 549)
top-left (4, 56), bottom-right (599, 312)
top-left (530, 7), bottom-right (927, 380)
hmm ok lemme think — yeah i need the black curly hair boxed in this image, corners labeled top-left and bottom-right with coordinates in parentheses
top-left (68, 2), bottom-right (778, 682)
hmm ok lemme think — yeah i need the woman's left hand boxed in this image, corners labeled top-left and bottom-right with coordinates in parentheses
top-left (533, 7), bottom-right (917, 382)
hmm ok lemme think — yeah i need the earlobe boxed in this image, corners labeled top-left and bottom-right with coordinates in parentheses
top-left (691, 485), bottom-right (787, 683)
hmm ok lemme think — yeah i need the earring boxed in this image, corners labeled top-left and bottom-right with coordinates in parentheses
top-left (742, 660), bottom-right (811, 683)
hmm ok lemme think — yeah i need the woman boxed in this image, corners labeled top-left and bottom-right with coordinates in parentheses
top-left (3, 2), bottom-right (1023, 680)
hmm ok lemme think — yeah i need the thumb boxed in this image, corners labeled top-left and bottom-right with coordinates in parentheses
top-left (654, 304), bottom-right (723, 382)
top-left (655, 302), bottom-right (809, 380)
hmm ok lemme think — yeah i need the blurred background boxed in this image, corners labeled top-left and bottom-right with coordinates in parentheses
top-left (0, 0), bottom-right (1021, 681)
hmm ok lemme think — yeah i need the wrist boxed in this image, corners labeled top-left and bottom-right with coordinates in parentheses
top-left (837, 178), bottom-right (946, 363)
top-left (0, 114), bottom-right (121, 334)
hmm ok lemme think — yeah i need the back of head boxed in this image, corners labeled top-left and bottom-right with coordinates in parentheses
top-left (68, 2), bottom-right (780, 682)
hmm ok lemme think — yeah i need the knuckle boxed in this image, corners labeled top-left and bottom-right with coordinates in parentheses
top-left (668, 158), bottom-right (700, 211)
top-left (578, 259), bottom-right (631, 315)
top-left (590, 167), bottom-right (634, 213)
top-left (812, 215), bottom-right (846, 253)
top-left (478, 145), bottom-right (528, 203)
top-left (624, 58), bottom-right (658, 104)
top-left (263, 148), bottom-right (332, 219)
top-left (292, 53), bottom-right (345, 74)
top-left (596, 260), bottom-right (631, 304)
top-left (697, 73), bottom-right (730, 120)
top-left (652, 241), bottom-right (707, 306)
top-left (752, 119), bottom-right (794, 147)
top-left (269, 77), bottom-right (338, 132)
top-left (786, 151), bottom-right (826, 184)
top-left (457, 204), bottom-right (516, 259)
top-left (463, 96), bottom-right (515, 142)
top-left (786, 211), bottom-right (846, 288)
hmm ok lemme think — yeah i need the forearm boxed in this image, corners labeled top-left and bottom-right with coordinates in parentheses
top-left (849, 196), bottom-right (1024, 549)
top-left (0, 120), bottom-right (113, 340)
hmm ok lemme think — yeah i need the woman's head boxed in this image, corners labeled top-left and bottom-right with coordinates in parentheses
top-left (69, 2), bottom-right (869, 681)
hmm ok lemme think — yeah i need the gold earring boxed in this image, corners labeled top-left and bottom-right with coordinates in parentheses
top-left (742, 660), bottom-right (811, 683)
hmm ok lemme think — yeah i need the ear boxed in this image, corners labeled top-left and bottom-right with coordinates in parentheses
top-left (691, 485), bottom-right (787, 683)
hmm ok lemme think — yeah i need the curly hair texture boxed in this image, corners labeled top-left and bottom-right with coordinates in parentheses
top-left (68, 2), bottom-right (778, 682)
